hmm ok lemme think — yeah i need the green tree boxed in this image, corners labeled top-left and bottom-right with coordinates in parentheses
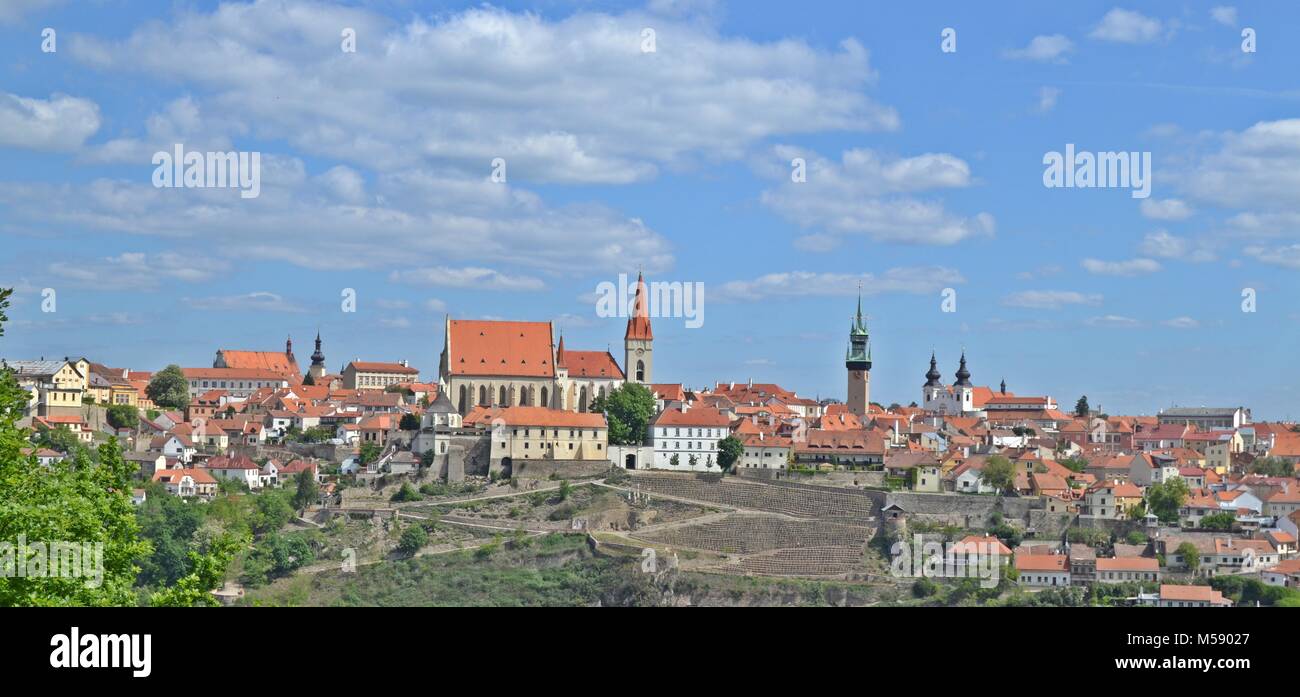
top-left (399, 413), bottom-right (421, 430)
top-left (980, 455), bottom-right (1016, 494)
top-left (1059, 456), bottom-right (1088, 473)
top-left (292, 469), bottom-right (319, 510)
top-left (106, 404), bottom-right (139, 430)
top-left (0, 288), bottom-right (9, 336)
top-left (359, 441), bottom-right (382, 465)
top-left (35, 425), bottom-right (82, 454)
top-left (716, 435), bottom-right (743, 473)
top-left (150, 532), bottom-right (246, 607)
top-left (302, 372), bottom-right (316, 386)
top-left (398, 525), bottom-right (428, 556)
top-left (391, 482), bottom-right (422, 502)
top-left (1199, 512), bottom-right (1235, 531)
top-left (1248, 456), bottom-right (1293, 477)
top-left (1176, 542), bottom-right (1201, 574)
top-left (590, 383), bottom-right (655, 445)
top-left (146, 365), bottom-right (190, 409)
top-left (135, 483), bottom-right (207, 587)
top-left (1074, 395), bottom-right (1089, 417)
top-left (1146, 477), bottom-right (1190, 524)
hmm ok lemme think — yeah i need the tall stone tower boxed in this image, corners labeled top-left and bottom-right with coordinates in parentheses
top-left (624, 271), bottom-right (653, 384)
top-left (845, 293), bottom-right (871, 417)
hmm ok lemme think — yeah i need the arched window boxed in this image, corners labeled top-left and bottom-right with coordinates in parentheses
top-left (541, 387), bottom-right (549, 408)
top-left (636, 360), bottom-right (645, 382)
top-left (479, 385), bottom-right (488, 406)
top-left (458, 385), bottom-right (468, 415)
top-left (579, 387), bottom-right (588, 412)
top-left (499, 386), bottom-right (507, 406)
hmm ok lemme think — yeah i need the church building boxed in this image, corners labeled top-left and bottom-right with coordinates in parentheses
top-left (438, 272), bottom-right (655, 415)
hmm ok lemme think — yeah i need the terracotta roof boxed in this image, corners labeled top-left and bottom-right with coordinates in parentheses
top-left (152, 467), bottom-right (217, 485)
top-left (1096, 557), bottom-right (1159, 572)
top-left (561, 350), bottom-right (624, 379)
top-left (447, 319), bottom-right (554, 378)
top-left (1015, 554), bottom-right (1068, 572)
top-left (216, 349), bottom-right (299, 375)
top-left (649, 384), bottom-right (686, 402)
top-left (653, 406), bottom-right (731, 428)
top-left (498, 406), bottom-right (607, 429)
top-left (1159, 584), bottom-right (1230, 605)
top-left (183, 367), bottom-right (290, 381)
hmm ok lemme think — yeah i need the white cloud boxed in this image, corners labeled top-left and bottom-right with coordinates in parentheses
top-left (0, 92), bottom-right (100, 151)
top-left (1184, 120), bottom-right (1300, 210)
top-left (1081, 258), bottom-right (1162, 276)
top-left (389, 266), bottom-right (545, 291)
top-left (1002, 290), bottom-right (1102, 310)
top-left (68, 2), bottom-right (897, 183)
top-left (378, 317), bottom-right (412, 329)
top-left (1089, 9), bottom-right (1167, 44)
top-left (1244, 245), bottom-right (1300, 269)
top-left (1003, 35), bottom-right (1073, 63)
top-left (758, 146), bottom-right (994, 246)
top-left (1162, 316), bottom-right (1199, 329)
top-left (46, 252), bottom-right (227, 289)
top-left (1086, 314), bottom-right (1142, 328)
top-left (183, 292), bottom-right (307, 313)
top-left (1139, 230), bottom-right (1215, 262)
top-left (1139, 198), bottom-right (1193, 221)
top-left (715, 267), bottom-right (964, 301)
top-left (1210, 6), bottom-right (1238, 27)
top-left (424, 298), bottom-right (448, 313)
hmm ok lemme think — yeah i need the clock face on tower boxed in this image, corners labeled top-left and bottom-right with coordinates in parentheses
top-left (853, 371), bottom-right (862, 380)
top-left (636, 349), bottom-right (644, 356)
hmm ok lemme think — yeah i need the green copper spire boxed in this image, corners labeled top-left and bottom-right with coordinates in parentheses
top-left (845, 289), bottom-right (871, 367)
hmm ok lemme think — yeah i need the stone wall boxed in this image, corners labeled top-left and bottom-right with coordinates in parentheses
top-left (737, 468), bottom-right (888, 489)
top-left (510, 459), bottom-right (612, 480)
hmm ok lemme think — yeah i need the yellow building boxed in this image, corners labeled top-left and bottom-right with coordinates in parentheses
top-left (489, 406), bottom-right (608, 465)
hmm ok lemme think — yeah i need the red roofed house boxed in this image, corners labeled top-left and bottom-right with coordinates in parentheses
top-left (489, 406), bottom-right (608, 473)
top-left (1015, 554), bottom-right (1071, 587)
top-left (152, 467), bottom-right (218, 499)
top-left (343, 360), bottom-right (420, 391)
top-left (651, 405), bottom-right (731, 471)
top-left (1095, 557), bottom-right (1161, 584)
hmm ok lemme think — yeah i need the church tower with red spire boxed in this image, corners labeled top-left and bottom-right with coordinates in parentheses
top-left (624, 271), bottom-right (653, 384)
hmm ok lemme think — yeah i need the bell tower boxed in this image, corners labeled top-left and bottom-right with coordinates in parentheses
top-left (845, 291), bottom-right (871, 417)
top-left (624, 271), bottom-right (653, 384)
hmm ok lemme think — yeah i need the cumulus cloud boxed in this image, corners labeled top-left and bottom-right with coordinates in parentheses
top-left (1001, 290), bottom-right (1102, 310)
top-left (68, 2), bottom-right (897, 182)
top-left (1139, 230), bottom-right (1216, 262)
top-left (1081, 258), bottom-right (1162, 276)
top-left (1139, 198), bottom-right (1193, 221)
top-left (1003, 35), bottom-right (1073, 63)
top-left (1210, 6), bottom-right (1238, 27)
top-left (758, 146), bottom-right (994, 246)
top-left (46, 252), bottom-right (228, 290)
top-left (0, 92), bottom-right (100, 151)
top-left (1089, 8), bottom-right (1169, 43)
top-left (1162, 316), bottom-right (1199, 329)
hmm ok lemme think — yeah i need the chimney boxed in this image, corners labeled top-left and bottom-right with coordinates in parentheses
top-left (748, 377), bottom-right (753, 388)
top-left (729, 382), bottom-right (735, 390)
top-left (680, 402), bottom-right (689, 413)
top-left (759, 432), bottom-right (765, 441)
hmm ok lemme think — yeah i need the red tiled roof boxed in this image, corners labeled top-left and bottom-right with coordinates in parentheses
top-left (447, 319), bottom-right (554, 378)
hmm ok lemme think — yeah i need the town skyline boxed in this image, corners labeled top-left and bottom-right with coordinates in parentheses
top-left (4, 1), bottom-right (1300, 417)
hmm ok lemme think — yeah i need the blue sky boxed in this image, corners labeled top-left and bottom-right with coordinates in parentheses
top-left (2, 1), bottom-right (1299, 418)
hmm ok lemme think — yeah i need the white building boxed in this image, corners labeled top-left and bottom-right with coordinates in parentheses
top-left (650, 405), bottom-right (731, 471)
top-left (921, 353), bottom-right (980, 415)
